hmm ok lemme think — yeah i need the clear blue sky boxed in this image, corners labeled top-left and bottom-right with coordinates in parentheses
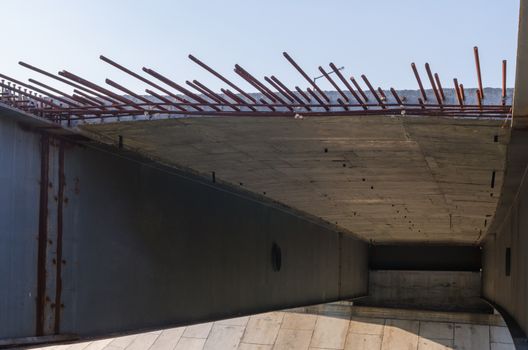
top-left (0, 0), bottom-right (520, 95)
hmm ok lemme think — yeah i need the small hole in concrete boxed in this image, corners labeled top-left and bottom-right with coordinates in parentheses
top-left (494, 135), bottom-right (498, 142)
top-left (370, 186), bottom-right (374, 189)
top-left (342, 164), bottom-right (346, 167)
top-left (324, 148), bottom-right (328, 153)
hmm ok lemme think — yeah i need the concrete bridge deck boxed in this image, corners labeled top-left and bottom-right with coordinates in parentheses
top-left (81, 114), bottom-right (508, 244)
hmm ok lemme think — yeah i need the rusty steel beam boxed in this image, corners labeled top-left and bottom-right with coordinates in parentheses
top-left (361, 75), bottom-right (385, 109)
top-left (434, 73), bottom-right (445, 101)
top-left (474, 46), bottom-right (484, 99)
top-left (424, 63), bottom-right (442, 107)
top-left (328, 63), bottom-right (367, 109)
top-left (188, 54), bottom-right (257, 103)
top-left (282, 52), bottom-right (330, 102)
top-left (411, 63), bottom-right (427, 102)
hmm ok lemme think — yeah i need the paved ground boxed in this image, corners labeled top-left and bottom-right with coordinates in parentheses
top-left (34, 303), bottom-right (514, 350)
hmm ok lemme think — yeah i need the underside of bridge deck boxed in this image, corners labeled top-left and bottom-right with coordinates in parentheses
top-left (81, 115), bottom-right (508, 244)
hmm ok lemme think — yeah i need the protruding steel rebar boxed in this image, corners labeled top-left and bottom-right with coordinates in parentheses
top-left (411, 63), bottom-right (427, 102)
top-left (306, 87), bottom-right (329, 111)
top-left (270, 76), bottom-right (311, 111)
top-left (282, 52), bottom-right (330, 102)
top-left (328, 62), bottom-right (367, 109)
top-left (418, 97), bottom-right (426, 109)
top-left (59, 70), bottom-right (143, 110)
top-left (145, 89), bottom-right (185, 112)
top-left (319, 66), bottom-right (348, 102)
top-left (350, 77), bottom-right (369, 102)
top-left (453, 78), bottom-right (464, 108)
top-left (502, 60), bottom-right (507, 105)
top-left (390, 88), bottom-right (404, 106)
top-left (434, 73), bottom-right (445, 101)
top-left (234, 65), bottom-right (278, 103)
top-left (476, 89), bottom-right (482, 110)
top-left (29, 79), bottom-right (88, 107)
top-left (361, 75), bottom-right (385, 109)
top-left (191, 80), bottom-right (240, 111)
top-left (0, 73), bottom-right (80, 108)
top-left (459, 84), bottom-right (466, 101)
top-left (474, 46), bottom-right (484, 99)
top-left (222, 88), bottom-right (257, 111)
top-left (185, 80), bottom-right (228, 111)
top-left (295, 86), bottom-right (311, 102)
top-left (377, 88), bottom-right (387, 101)
top-left (143, 68), bottom-right (214, 111)
top-left (337, 98), bottom-right (348, 111)
top-left (106, 79), bottom-right (168, 111)
top-left (20, 61), bottom-right (120, 107)
top-left (188, 54), bottom-right (257, 103)
top-left (424, 63), bottom-right (442, 107)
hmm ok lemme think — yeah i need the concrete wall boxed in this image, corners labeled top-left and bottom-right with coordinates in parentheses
top-left (0, 108), bottom-right (368, 341)
top-left (483, 128), bottom-right (528, 342)
top-left (0, 112), bottom-right (41, 338)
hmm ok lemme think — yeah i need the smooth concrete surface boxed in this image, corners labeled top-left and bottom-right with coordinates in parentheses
top-left (80, 114), bottom-right (508, 244)
top-left (0, 106), bottom-right (42, 338)
top-left (32, 303), bottom-right (514, 350)
top-left (482, 128), bottom-right (528, 346)
top-left (0, 108), bottom-right (368, 341)
top-left (357, 270), bottom-right (489, 313)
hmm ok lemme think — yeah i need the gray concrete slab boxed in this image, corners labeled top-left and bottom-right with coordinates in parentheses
top-left (81, 115), bottom-right (507, 244)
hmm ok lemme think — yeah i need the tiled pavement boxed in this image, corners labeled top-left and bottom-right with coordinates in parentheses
top-left (34, 304), bottom-right (515, 350)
